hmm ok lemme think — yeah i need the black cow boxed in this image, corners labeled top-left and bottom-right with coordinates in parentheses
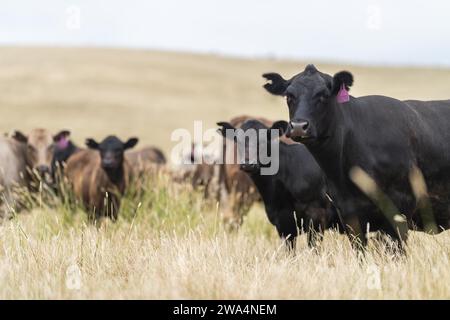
top-left (263, 64), bottom-right (450, 250)
top-left (217, 119), bottom-right (342, 250)
top-left (51, 130), bottom-right (80, 181)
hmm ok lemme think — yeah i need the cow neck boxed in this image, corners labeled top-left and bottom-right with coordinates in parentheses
top-left (103, 164), bottom-right (125, 186)
top-left (248, 171), bottom-right (274, 204)
top-left (308, 99), bottom-right (348, 184)
top-left (276, 142), bottom-right (291, 177)
top-left (66, 141), bottom-right (78, 154)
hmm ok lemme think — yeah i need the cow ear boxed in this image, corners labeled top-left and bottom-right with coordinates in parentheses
top-left (11, 130), bottom-right (28, 143)
top-left (53, 130), bottom-right (70, 142)
top-left (85, 138), bottom-right (99, 150)
top-left (216, 122), bottom-right (235, 139)
top-left (332, 71), bottom-right (354, 95)
top-left (270, 120), bottom-right (289, 138)
top-left (262, 73), bottom-right (290, 96)
top-left (124, 137), bottom-right (139, 150)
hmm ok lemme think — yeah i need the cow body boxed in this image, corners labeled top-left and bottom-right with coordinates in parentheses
top-left (305, 96), bottom-right (450, 240)
top-left (65, 136), bottom-right (138, 221)
top-left (126, 146), bottom-right (166, 177)
top-left (0, 137), bottom-right (27, 216)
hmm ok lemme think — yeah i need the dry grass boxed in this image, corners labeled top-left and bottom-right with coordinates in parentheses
top-left (1, 176), bottom-right (449, 299)
top-left (0, 47), bottom-right (449, 299)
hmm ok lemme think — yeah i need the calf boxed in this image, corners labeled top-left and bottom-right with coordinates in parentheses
top-left (263, 64), bottom-right (450, 250)
top-left (65, 136), bottom-right (138, 221)
top-left (217, 119), bottom-right (341, 249)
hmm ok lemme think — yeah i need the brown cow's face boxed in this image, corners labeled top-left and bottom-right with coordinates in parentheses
top-left (12, 128), bottom-right (56, 182)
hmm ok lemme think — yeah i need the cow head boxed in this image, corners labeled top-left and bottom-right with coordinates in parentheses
top-left (12, 128), bottom-right (68, 182)
top-left (263, 64), bottom-right (353, 144)
top-left (86, 136), bottom-right (138, 171)
top-left (51, 130), bottom-right (77, 175)
top-left (217, 119), bottom-right (288, 174)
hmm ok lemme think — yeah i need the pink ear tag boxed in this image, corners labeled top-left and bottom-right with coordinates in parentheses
top-left (57, 136), bottom-right (69, 150)
top-left (337, 84), bottom-right (349, 103)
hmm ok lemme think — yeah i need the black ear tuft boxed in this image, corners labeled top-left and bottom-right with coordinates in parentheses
top-left (85, 138), bottom-right (99, 150)
top-left (305, 64), bottom-right (318, 74)
top-left (11, 130), bottom-right (28, 143)
top-left (270, 120), bottom-right (290, 137)
top-left (216, 122), bottom-right (235, 138)
top-left (124, 137), bottom-right (139, 150)
top-left (262, 73), bottom-right (290, 96)
top-left (332, 71), bottom-right (354, 95)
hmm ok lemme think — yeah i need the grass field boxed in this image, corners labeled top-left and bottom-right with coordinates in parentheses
top-left (0, 47), bottom-right (449, 299)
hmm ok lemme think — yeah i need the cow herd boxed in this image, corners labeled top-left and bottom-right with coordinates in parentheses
top-left (1, 64), bottom-right (450, 254)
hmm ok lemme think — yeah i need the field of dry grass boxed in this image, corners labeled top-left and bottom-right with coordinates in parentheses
top-left (0, 47), bottom-right (449, 299)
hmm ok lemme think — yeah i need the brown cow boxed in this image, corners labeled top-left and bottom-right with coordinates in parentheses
top-left (10, 128), bottom-right (69, 187)
top-left (125, 146), bottom-right (166, 193)
top-left (0, 136), bottom-right (27, 217)
top-left (65, 135), bottom-right (138, 222)
top-left (126, 145), bottom-right (166, 177)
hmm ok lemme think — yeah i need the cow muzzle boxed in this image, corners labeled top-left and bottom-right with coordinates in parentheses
top-left (36, 165), bottom-right (50, 176)
top-left (34, 165), bottom-right (53, 184)
top-left (286, 120), bottom-right (311, 141)
top-left (102, 159), bottom-right (118, 169)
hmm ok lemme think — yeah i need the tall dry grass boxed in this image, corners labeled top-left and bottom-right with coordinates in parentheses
top-left (0, 173), bottom-right (449, 299)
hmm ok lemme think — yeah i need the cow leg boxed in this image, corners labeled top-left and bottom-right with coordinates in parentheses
top-left (302, 216), bottom-right (324, 249)
top-left (307, 227), bottom-right (324, 249)
top-left (275, 209), bottom-right (298, 252)
top-left (343, 213), bottom-right (368, 252)
top-left (303, 206), bottom-right (328, 248)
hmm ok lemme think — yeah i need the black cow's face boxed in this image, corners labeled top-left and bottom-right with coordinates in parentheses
top-left (217, 120), bottom-right (288, 173)
top-left (263, 64), bottom-right (353, 144)
top-left (86, 136), bottom-right (138, 171)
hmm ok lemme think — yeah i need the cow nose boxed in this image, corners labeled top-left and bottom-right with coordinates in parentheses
top-left (287, 120), bottom-right (309, 138)
top-left (102, 159), bottom-right (114, 166)
top-left (37, 165), bottom-right (49, 174)
top-left (292, 120), bottom-right (309, 132)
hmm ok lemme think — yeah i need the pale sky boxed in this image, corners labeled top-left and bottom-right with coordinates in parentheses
top-left (1, 0), bottom-right (449, 66)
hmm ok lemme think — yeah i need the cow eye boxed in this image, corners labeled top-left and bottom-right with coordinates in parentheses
top-left (286, 93), bottom-right (295, 105)
top-left (313, 89), bottom-right (328, 102)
